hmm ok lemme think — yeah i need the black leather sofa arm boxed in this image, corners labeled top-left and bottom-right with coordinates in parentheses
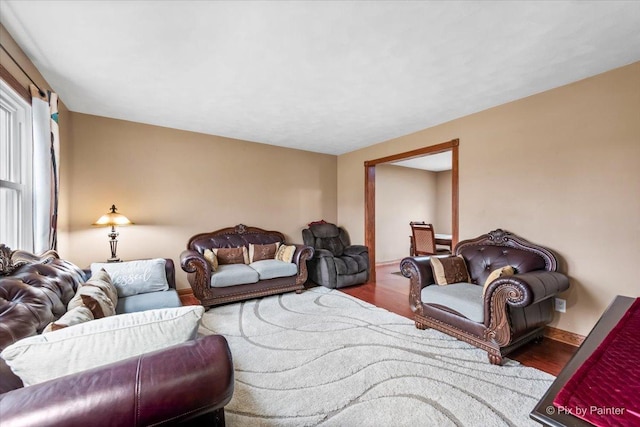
top-left (292, 244), bottom-right (314, 266)
top-left (400, 256), bottom-right (436, 315)
top-left (0, 335), bottom-right (234, 427)
top-left (485, 270), bottom-right (570, 308)
top-left (180, 249), bottom-right (211, 277)
top-left (400, 256), bottom-right (435, 287)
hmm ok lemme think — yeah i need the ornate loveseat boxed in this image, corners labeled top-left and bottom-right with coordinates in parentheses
top-left (0, 246), bottom-right (234, 426)
top-left (180, 224), bottom-right (314, 308)
top-left (401, 229), bottom-right (570, 364)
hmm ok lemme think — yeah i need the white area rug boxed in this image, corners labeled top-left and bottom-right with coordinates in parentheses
top-left (200, 287), bottom-right (554, 426)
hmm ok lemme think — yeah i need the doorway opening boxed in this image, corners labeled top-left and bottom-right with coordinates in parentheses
top-left (364, 138), bottom-right (459, 282)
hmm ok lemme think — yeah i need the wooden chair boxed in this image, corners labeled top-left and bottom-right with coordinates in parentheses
top-left (409, 222), bottom-right (450, 256)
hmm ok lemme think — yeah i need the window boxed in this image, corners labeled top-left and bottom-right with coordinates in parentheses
top-left (0, 79), bottom-right (33, 251)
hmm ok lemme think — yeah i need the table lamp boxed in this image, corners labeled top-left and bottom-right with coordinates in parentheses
top-left (93, 204), bottom-right (133, 262)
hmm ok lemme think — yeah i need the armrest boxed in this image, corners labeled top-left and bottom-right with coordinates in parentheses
top-left (484, 271), bottom-right (570, 346)
top-left (180, 249), bottom-right (211, 303)
top-left (291, 244), bottom-right (314, 286)
top-left (343, 245), bottom-right (368, 256)
top-left (484, 271), bottom-right (570, 308)
top-left (0, 335), bottom-right (234, 426)
top-left (292, 244), bottom-right (314, 266)
top-left (400, 256), bottom-right (436, 315)
top-left (313, 248), bottom-right (335, 258)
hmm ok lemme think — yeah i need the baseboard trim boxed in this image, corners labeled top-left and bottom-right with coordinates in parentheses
top-left (544, 326), bottom-right (585, 347)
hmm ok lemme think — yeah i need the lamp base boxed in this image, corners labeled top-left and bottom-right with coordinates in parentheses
top-left (107, 257), bottom-right (122, 263)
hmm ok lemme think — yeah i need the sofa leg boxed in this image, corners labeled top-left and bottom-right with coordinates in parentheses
top-left (295, 289), bottom-right (304, 294)
top-left (212, 408), bottom-right (226, 427)
top-left (182, 408), bottom-right (225, 426)
top-left (415, 320), bottom-right (428, 330)
top-left (487, 351), bottom-right (503, 365)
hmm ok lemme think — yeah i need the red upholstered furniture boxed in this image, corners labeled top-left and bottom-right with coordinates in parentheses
top-left (531, 296), bottom-right (640, 427)
top-left (401, 229), bottom-right (570, 364)
top-left (0, 246), bottom-right (234, 426)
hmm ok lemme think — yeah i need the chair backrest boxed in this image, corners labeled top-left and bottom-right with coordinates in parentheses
top-left (302, 222), bottom-right (349, 257)
top-left (455, 229), bottom-right (558, 286)
top-left (410, 222), bottom-right (437, 256)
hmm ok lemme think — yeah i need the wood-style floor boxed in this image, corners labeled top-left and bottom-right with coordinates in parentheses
top-left (181, 263), bottom-right (577, 376)
top-left (340, 263), bottom-right (577, 376)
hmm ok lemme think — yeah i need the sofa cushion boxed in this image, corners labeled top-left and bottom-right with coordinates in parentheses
top-left (421, 283), bottom-right (484, 323)
top-left (203, 249), bottom-right (219, 272)
top-left (210, 264), bottom-right (259, 288)
top-left (115, 289), bottom-right (182, 314)
top-left (43, 306), bottom-right (94, 333)
top-left (83, 269), bottom-right (118, 306)
top-left (430, 255), bottom-right (470, 285)
top-left (67, 285), bottom-right (116, 319)
top-left (0, 306), bottom-right (204, 386)
top-left (250, 259), bottom-right (298, 280)
top-left (213, 247), bottom-right (249, 265)
top-left (249, 243), bottom-right (280, 263)
top-left (275, 244), bottom-right (296, 263)
top-left (91, 259), bottom-right (169, 297)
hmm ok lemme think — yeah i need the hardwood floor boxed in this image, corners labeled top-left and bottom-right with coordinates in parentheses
top-left (339, 262), bottom-right (577, 376)
top-left (181, 262), bottom-right (577, 376)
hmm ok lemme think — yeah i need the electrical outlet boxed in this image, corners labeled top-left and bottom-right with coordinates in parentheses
top-left (554, 298), bottom-right (566, 313)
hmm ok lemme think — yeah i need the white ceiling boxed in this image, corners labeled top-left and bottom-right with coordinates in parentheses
top-left (2, 1), bottom-right (639, 155)
top-left (391, 151), bottom-right (452, 172)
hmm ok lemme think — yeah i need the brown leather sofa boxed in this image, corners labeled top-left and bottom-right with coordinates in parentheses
top-left (181, 224), bottom-right (314, 308)
top-left (400, 229), bottom-right (570, 365)
top-left (0, 246), bottom-right (234, 426)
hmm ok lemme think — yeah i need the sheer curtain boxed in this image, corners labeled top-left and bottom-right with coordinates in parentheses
top-left (30, 84), bottom-right (59, 252)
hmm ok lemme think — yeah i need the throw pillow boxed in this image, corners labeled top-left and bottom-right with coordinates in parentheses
top-left (90, 259), bottom-right (169, 297)
top-left (430, 255), bottom-right (470, 286)
top-left (67, 285), bottom-right (116, 319)
top-left (1, 306), bottom-right (204, 386)
top-left (43, 306), bottom-right (94, 333)
top-left (203, 249), bottom-right (219, 272)
top-left (275, 244), bottom-right (296, 263)
top-left (85, 269), bottom-right (118, 306)
top-left (482, 265), bottom-right (516, 296)
top-left (213, 247), bottom-right (249, 265)
top-left (249, 243), bottom-right (280, 263)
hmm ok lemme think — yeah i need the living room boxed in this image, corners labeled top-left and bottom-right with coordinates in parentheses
top-left (1, 1), bottom-right (639, 426)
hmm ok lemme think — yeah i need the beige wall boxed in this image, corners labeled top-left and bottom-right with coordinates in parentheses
top-left (65, 113), bottom-right (337, 289)
top-left (375, 164), bottom-right (436, 262)
top-left (338, 62), bottom-right (640, 336)
top-left (435, 170), bottom-right (452, 235)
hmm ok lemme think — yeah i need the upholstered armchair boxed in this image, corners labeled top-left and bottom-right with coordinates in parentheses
top-left (400, 229), bottom-right (570, 365)
top-left (302, 222), bottom-right (369, 289)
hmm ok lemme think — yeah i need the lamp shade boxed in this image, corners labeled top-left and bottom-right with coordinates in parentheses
top-left (93, 205), bottom-right (133, 227)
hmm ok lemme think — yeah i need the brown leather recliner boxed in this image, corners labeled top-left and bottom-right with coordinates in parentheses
top-left (400, 229), bottom-right (570, 365)
top-left (0, 247), bottom-right (234, 426)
